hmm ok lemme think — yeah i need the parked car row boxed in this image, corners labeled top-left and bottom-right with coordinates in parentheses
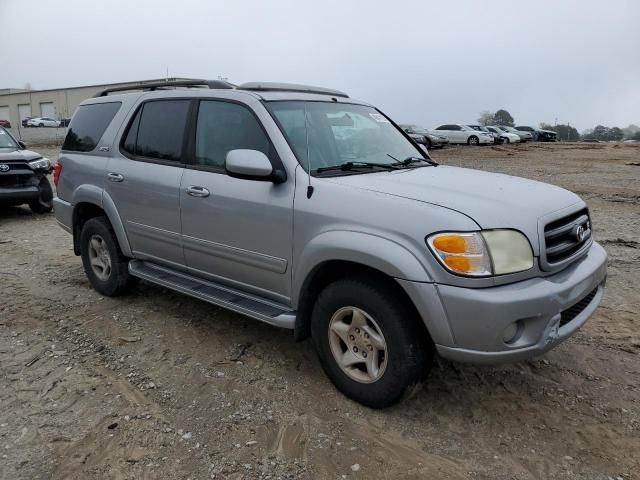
top-left (401, 123), bottom-right (557, 147)
top-left (21, 116), bottom-right (62, 128)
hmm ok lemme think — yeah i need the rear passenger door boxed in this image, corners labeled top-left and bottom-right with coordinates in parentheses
top-left (179, 99), bottom-right (294, 303)
top-left (105, 99), bottom-right (190, 268)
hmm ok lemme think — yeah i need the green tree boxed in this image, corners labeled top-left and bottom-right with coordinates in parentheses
top-left (622, 124), bottom-right (639, 139)
top-left (592, 125), bottom-right (608, 140)
top-left (632, 131), bottom-right (640, 141)
top-left (607, 127), bottom-right (624, 141)
top-left (494, 109), bottom-right (514, 127)
top-left (477, 111), bottom-right (495, 126)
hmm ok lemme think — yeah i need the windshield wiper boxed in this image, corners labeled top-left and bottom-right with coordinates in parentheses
top-left (315, 161), bottom-right (401, 174)
top-left (387, 154), bottom-right (439, 167)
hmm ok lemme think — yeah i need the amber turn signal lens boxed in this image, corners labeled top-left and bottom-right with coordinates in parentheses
top-left (432, 235), bottom-right (467, 254)
top-left (443, 256), bottom-right (471, 272)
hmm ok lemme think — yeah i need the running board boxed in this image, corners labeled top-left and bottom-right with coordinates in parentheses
top-left (128, 260), bottom-right (296, 329)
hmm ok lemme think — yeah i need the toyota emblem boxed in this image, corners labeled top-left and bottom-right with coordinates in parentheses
top-left (574, 225), bottom-right (585, 242)
top-left (0, 164), bottom-right (9, 172)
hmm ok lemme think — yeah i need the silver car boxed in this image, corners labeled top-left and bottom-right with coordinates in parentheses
top-left (54, 80), bottom-right (607, 408)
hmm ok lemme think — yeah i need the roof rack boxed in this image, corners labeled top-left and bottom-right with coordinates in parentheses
top-left (237, 82), bottom-right (349, 98)
top-left (94, 79), bottom-right (235, 97)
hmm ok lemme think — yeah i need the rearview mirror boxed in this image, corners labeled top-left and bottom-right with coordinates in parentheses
top-left (226, 149), bottom-right (277, 182)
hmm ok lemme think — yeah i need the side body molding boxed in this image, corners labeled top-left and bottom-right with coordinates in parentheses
top-left (291, 230), bottom-right (433, 308)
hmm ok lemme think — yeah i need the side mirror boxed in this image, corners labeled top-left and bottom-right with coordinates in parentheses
top-left (226, 149), bottom-right (283, 182)
top-left (18, 141), bottom-right (26, 150)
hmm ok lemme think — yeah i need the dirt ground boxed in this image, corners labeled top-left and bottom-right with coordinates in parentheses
top-left (1, 142), bottom-right (639, 480)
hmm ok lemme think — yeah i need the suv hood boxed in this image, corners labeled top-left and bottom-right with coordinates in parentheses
top-left (325, 166), bottom-right (583, 255)
top-left (0, 148), bottom-right (42, 162)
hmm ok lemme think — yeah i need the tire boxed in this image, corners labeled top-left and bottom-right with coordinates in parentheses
top-left (311, 278), bottom-right (432, 408)
top-left (38, 123), bottom-right (44, 127)
top-left (28, 177), bottom-right (53, 213)
top-left (467, 135), bottom-right (479, 146)
top-left (504, 137), bottom-right (510, 144)
top-left (80, 216), bottom-right (136, 296)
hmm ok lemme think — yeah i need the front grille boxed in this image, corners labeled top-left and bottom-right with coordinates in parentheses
top-left (559, 287), bottom-right (598, 327)
top-left (543, 208), bottom-right (591, 265)
top-left (0, 174), bottom-right (31, 187)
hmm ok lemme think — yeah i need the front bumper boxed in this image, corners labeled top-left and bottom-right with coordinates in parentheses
top-left (0, 185), bottom-right (40, 203)
top-left (411, 242), bottom-right (607, 364)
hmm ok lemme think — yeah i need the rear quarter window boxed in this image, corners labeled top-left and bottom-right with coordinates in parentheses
top-left (62, 102), bottom-right (121, 152)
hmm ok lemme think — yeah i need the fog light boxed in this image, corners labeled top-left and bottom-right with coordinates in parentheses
top-left (502, 321), bottom-right (520, 344)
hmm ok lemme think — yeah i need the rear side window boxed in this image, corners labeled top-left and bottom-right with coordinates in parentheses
top-left (62, 102), bottom-right (121, 152)
top-left (194, 101), bottom-right (270, 169)
top-left (122, 100), bottom-right (190, 162)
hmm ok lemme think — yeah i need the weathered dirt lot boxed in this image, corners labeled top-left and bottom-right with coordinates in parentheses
top-left (1, 143), bottom-right (639, 480)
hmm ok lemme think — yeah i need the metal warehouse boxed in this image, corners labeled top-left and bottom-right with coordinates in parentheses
top-left (0, 78), bottom-right (193, 128)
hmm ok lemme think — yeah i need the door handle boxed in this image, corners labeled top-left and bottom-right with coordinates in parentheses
top-left (186, 185), bottom-right (210, 198)
top-left (107, 172), bottom-right (124, 182)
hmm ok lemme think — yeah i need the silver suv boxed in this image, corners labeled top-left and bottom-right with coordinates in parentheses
top-left (54, 80), bottom-right (607, 408)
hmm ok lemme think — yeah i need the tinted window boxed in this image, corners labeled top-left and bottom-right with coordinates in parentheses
top-left (130, 100), bottom-right (190, 162)
top-left (122, 107), bottom-right (141, 155)
top-left (62, 102), bottom-right (121, 152)
top-left (195, 101), bottom-right (269, 168)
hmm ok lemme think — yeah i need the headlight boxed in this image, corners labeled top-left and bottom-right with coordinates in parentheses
top-left (427, 230), bottom-right (533, 277)
top-left (28, 157), bottom-right (51, 170)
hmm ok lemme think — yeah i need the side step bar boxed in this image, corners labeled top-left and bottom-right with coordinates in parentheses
top-left (128, 260), bottom-right (296, 329)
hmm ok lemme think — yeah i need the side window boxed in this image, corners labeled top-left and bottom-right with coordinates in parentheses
top-left (194, 101), bottom-right (270, 169)
top-left (450, 125), bottom-right (461, 131)
top-left (62, 102), bottom-right (121, 152)
top-left (435, 125), bottom-right (446, 130)
top-left (122, 100), bottom-right (190, 162)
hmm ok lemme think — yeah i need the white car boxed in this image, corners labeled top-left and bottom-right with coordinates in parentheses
top-left (27, 117), bottom-right (60, 127)
top-left (433, 124), bottom-right (494, 145)
top-left (486, 126), bottom-right (520, 144)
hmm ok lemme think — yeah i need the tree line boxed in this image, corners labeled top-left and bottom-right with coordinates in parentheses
top-left (477, 110), bottom-right (639, 141)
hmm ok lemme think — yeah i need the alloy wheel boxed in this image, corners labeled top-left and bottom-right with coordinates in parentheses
top-left (88, 234), bottom-right (112, 281)
top-left (328, 306), bottom-right (388, 384)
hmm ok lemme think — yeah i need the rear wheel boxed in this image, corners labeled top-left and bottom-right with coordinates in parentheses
top-left (80, 216), bottom-right (136, 296)
top-left (38, 122), bottom-right (44, 127)
top-left (467, 135), bottom-right (479, 145)
top-left (28, 177), bottom-right (53, 213)
top-left (311, 278), bottom-right (432, 408)
top-left (504, 137), bottom-right (511, 144)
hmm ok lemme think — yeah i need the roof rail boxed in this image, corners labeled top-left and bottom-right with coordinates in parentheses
top-left (237, 82), bottom-right (349, 98)
top-left (94, 79), bottom-right (235, 97)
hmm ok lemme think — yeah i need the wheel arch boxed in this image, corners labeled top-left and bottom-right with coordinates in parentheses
top-left (71, 188), bottom-right (131, 257)
top-left (292, 231), bottom-right (434, 342)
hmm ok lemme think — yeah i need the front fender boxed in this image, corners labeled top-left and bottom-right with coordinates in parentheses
top-left (292, 230), bottom-right (432, 307)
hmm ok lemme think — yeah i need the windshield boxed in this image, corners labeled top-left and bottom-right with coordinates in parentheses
top-left (268, 101), bottom-right (425, 173)
top-left (0, 128), bottom-right (18, 149)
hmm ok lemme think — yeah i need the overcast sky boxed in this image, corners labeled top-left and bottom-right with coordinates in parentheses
top-left (1, 0), bottom-right (638, 131)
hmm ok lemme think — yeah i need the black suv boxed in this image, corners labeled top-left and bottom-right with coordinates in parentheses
top-left (0, 127), bottom-right (54, 213)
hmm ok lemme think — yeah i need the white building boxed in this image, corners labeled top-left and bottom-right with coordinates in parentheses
top-left (0, 78), bottom-right (193, 128)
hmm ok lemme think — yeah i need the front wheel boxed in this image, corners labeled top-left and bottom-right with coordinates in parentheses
top-left (504, 137), bottom-right (511, 144)
top-left (467, 135), bottom-right (479, 145)
top-left (29, 177), bottom-right (53, 213)
top-left (311, 278), bottom-right (432, 408)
